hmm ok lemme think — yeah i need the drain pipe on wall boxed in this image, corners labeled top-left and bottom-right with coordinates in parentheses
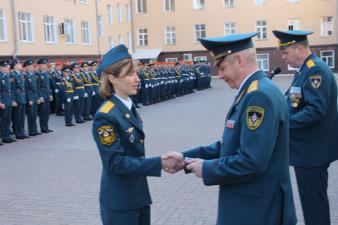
top-left (95, 0), bottom-right (102, 58)
top-left (11, 0), bottom-right (18, 59)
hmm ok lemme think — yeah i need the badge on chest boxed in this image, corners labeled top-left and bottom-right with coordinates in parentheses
top-left (226, 120), bottom-right (236, 129)
top-left (126, 127), bottom-right (135, 143)
top-left (289, 86), bottom-right (301, 108)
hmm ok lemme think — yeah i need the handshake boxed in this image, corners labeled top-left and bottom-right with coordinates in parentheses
top-left (160, 152), bottom-right (204, 178)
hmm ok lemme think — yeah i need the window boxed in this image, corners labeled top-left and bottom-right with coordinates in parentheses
top-left (195, 24), bottom-right (206, 42)
top-left (126, 4), bottom-right (131, 23)
top-left (79, 0), bottom-right (89, 4)
top-left (118, 34), bottom-right (123, 44)
top-left (224, 0), bottom-right (235, 8)
top-left (287, 0), bottom-right (299, 3)
top-left (0, 9), bottom-right (8, 41)
top-left (107, 5), bottom-right (113, 25)
top-left (127, 32), bottom-right (132, 50)
top-left (97, 15), bottom-right (103, 37)
top-left (256, 20), bottom-right (267, 40)
top-left (224, 22), bottom-right (235, 35)
top-left (18, 12), bottom-right (34, 42)
top-left (117, 3), bottom-right (122, 23)
top-left (165, 58), bottom-right (177, 62)
top-left (321, 16), bottom-right (334, 37)
top-left (320, 50), bottom-right (334, 68)
top-left (81, 21), bottom-right (91, 45)
top-left (193, 0), bottom-right (205, 10)
top-left (43, 16), bottom-right (56, 43)
top-left (137, 28), bottom-right (148, 46)
top-left (256, 54), bottom-right (269, 71)
top-left (165, 26), bottom-right (176, 45)
top-left (136, 0), bottom-right (147, 14)
top-left (255, 0), bottom-right (265, 6)
top-left (194, 56), bottom-right (207, 62)
top-left (165, 0), bottom-right (175, 11)
top-left (109, 36), bottom-right (114, 49)
top-left (64, 18), bottom-right (75, 44)
top-left (287, 18), bottom-right (300, 30)
top-left (183, 54), bottom-right (192, 61)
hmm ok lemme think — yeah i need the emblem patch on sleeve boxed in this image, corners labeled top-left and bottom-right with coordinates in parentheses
top-left (246, 106), bottom-right (265, 131)
top-left (97, 125), bottom-right (115, 145)
top-left (310, 75), bottom-right (322, 89)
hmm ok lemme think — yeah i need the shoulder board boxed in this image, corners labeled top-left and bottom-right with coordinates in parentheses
top-left (99, 101), bottom-right (115, 113)
top-left (306, 59), bottom-right (315, 69)
top-left (247, 80), bottom-right (259, 93)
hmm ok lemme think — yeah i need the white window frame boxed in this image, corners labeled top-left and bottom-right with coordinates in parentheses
top-left (109, 36), bottom-right (114, 49)
top-left (224, 22), bottom-right (235, 35)
top-left (287, 18), bottom-right (300, 30)
top-left (81, 21), bottom-right (91, 45)
top-left (256, 53), bottom-right (269, 71)
top-left (126, 4), bottom-right (131, 23)
top-left (43, 15), bottom-right (57, 44)
top-left (165, 26), bottom-right (176, 45)
top-left (193, 0), bottom-right (205, 10)
top-left (287, 0), bottom-right (299, 3)
top-left (320, 16), bottom-right (334, 37)
top-left (256, 20), bottom-right (267, 40)
top-left (165, 58), bottom-right (178, 62)
top-left (117, 3), bottom-right (123, 23)
top-left (183, 54), bottom-right (193, 61)
top-left (64, 18), bottom-right (76, 44)
top-left (0, 9), bottom-right (8, 42)
top-left (254, 0), bottom-right (266, 6)
top-left (97, 15), bottom-right (104, 37)
top-left (194, 56), bottom-right (207, 62)
top-left (164, 0), bottom-right (175, 12)
top-left (79, 0), bottom-right (89, 4)
top-left (137, 28), bottom-right (148, 46)
top-left (136, 0), bottom-right (147, 14)
top-left (18, 12), bottom-right (34, 42)
top-left (320, 50), bottom-right (335, 68)
top-left (194, 24), bottom-right (206, 42)
top-left (224, 0), bottom-right (235, 8)
top-left (127, 32), bottom-right (132, 50)
top-left (107, 5), bottom-right (113, 25)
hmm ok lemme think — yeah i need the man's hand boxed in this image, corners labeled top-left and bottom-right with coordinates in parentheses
top-left (186, 158), bottom-right (204, 178)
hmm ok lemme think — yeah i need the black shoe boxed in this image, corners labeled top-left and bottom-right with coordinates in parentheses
top-left (84, 117), bottom-right (93, 121)
top-left (16, 136), bottom-right (25, 139)
top-left (41, 130), bottom-right (49, 133)
top-left (3, 139), bottom-right (12, 143)
top-left (29, 133), bottom-right (36, 136)
top-left (66, 124), bottom-right (75, 127)
top-left (36, 132), bottom-right (42, 135)
top-left (23, 135), bottom-right (30, 139)
top-left (76, 120), bottom-right (85, 124)
top-left (47, 129), bottom-right (53, 133)
top-left (0, 142), bottom-right (3, 145)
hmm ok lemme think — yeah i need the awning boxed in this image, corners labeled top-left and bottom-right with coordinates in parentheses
top-left (132, 49), bottom-right (162, 60)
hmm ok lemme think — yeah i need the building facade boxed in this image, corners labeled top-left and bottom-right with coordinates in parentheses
top-left (0, 0), bottom-right (337, 72)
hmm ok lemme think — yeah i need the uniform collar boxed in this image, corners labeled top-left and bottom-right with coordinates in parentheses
top-left (114, 94), bottom-right (132, 110)
top-left (297, 52), bottom-right (315, 72)
top-left (237, 69), bottom-right (264, 95)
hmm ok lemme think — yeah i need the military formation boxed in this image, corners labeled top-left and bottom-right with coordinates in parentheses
top-left (0, 58), bottom-right (211, 145)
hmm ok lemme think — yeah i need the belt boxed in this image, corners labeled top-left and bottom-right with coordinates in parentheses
top-left (92, 83), bottom-right (99, 86)
top-left (56, 82), bottom-right (61, 85)
top-left (76, 86), bottom-right (84, 89)
top-left (66, 90), bottom-right (74, 93)
top-left (84, 84), bottom-right (92, 86)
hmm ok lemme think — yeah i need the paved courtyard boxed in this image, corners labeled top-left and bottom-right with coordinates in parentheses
top-left (0, 76), bottom-right (337, 225)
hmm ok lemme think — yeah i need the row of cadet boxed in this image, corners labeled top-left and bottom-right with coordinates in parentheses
top-left (0, 58), bottom-right (212, 145)
top-left (133, 62), bottom-right (212, 107)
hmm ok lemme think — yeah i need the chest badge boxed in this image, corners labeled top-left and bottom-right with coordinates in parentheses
top-left (226, 120), bottom-right (236, 129)
top-left (246, 106), bottom-right (265, 131)
top-left (289, 86), bottom-right (301, 108)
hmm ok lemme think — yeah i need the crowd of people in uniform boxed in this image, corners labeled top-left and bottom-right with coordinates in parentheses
top-left (0, 58), bottom-right (211, 145)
